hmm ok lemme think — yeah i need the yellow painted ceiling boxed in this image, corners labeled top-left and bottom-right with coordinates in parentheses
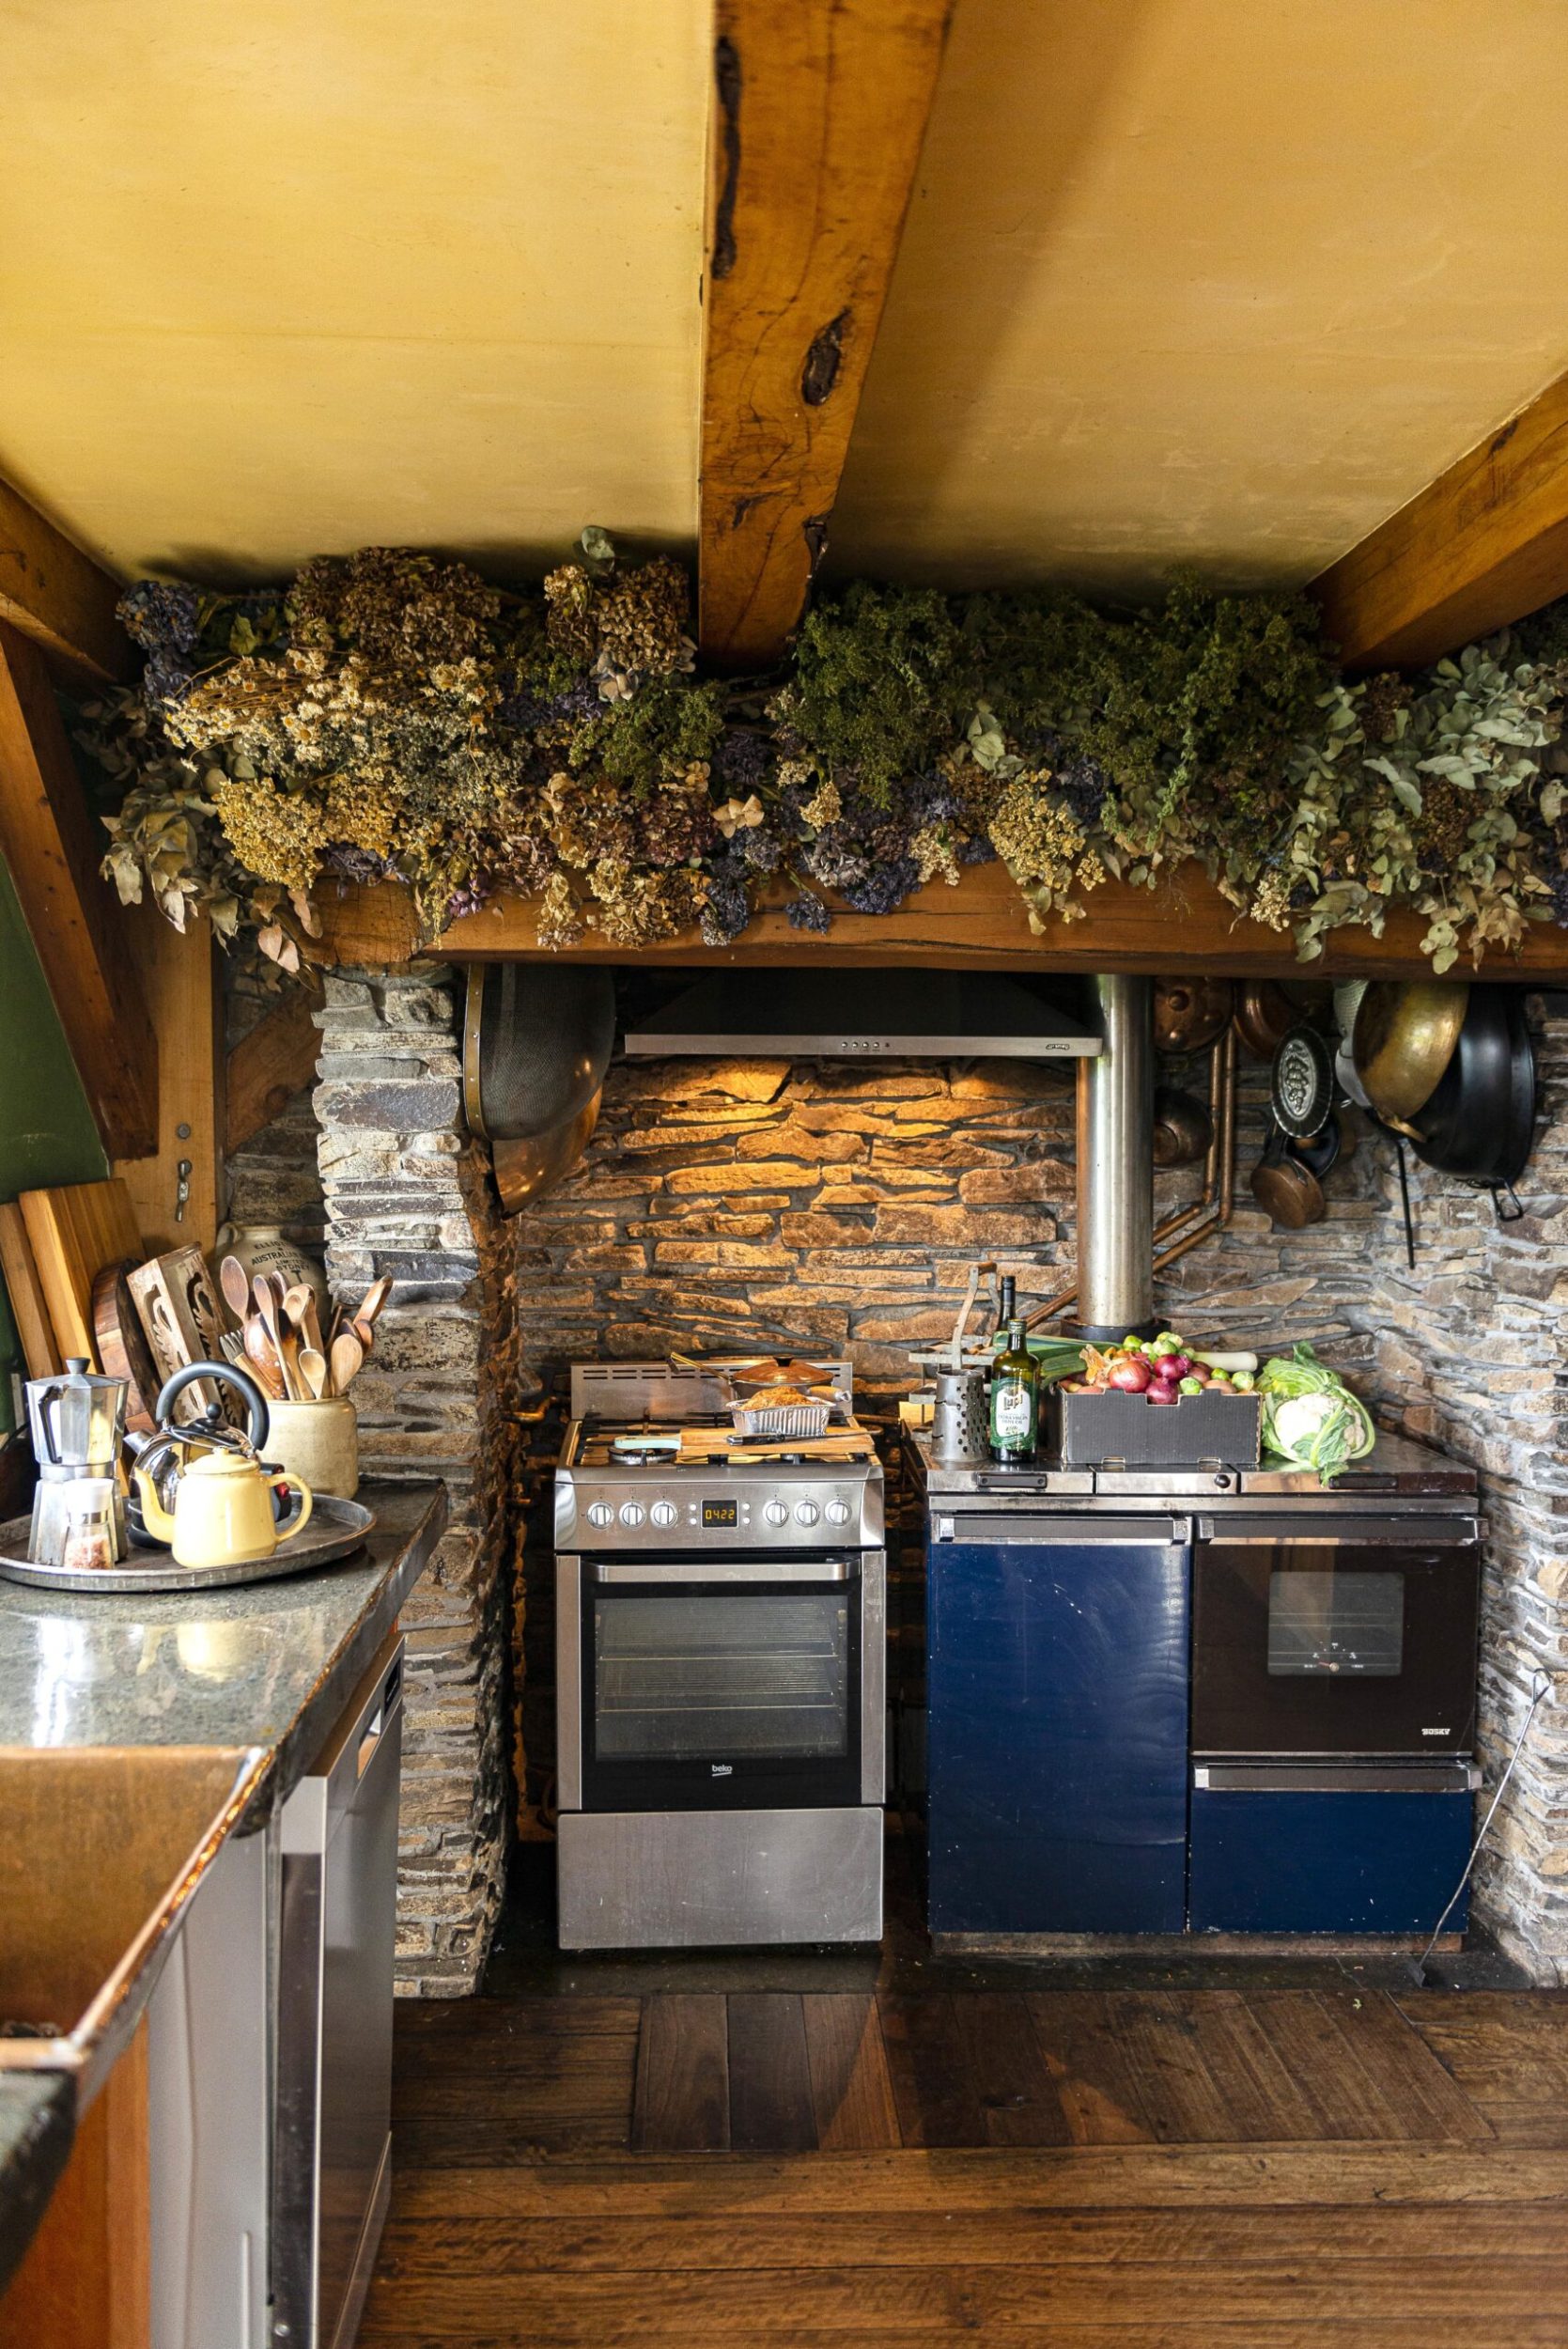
top-left (4, 1), bottom-right (1568, 598)
top-left (831, 0), bottom-right (1568, 596)
top-left (0, 2), bottom-right (707, 582)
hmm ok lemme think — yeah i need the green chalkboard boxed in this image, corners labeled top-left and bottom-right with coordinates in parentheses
top-left (0, 854), bottom-right (107, 1430)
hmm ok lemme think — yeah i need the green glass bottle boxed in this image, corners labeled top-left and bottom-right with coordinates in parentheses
top-left (989, 1316), bottom-right (1038, 1464)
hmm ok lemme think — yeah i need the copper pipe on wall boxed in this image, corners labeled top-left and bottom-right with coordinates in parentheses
top-left (1024, 1026), bottom-right (1237, 1331)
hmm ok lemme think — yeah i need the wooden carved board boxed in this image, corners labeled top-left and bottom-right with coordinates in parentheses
top-left (127, 1247), bottom-right (231, 1424)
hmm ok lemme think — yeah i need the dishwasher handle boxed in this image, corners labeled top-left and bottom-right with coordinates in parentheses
top-left (282, 1629), bottom-right (404, 1856)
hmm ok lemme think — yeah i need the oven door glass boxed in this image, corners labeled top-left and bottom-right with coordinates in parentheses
top-left (581, 1563), bottom-right (863, 1811)
top-left (1192, 1532), bottom-right (1479, 1757)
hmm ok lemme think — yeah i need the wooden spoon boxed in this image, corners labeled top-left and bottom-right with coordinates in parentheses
top-left (354, 1276), bottom-right (393, 1330)
top-left (241, 1315), bottom-right (287, 1401)
top-left (219, 1254), bottom-right (252, 1326)
top-left (330, 1331), bottom-right (364, 1396)
top-left (281, 1283), bottom-right (317, 1340)
top-left (253, 1277), bottom-right (300, 1399)
top-left (298, 1347), bottom-right (329, 1400)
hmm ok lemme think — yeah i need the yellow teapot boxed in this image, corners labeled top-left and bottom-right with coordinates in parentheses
top-left (132, 1447), bottom-right (313, 1569)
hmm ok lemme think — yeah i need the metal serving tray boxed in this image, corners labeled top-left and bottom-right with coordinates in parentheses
top-left (0, 1497), bottom-right (378, 1595)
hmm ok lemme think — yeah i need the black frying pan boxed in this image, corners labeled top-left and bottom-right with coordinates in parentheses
top-left (1407, 987), bottom-right (1536, 1193)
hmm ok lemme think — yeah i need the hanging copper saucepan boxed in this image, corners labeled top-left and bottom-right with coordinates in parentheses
top-left (1153, 976), bottom-right (1234, 1056)
top-left (1152, 1086), bottom-right (1214, 1168)
top-left (1352, 980), bottom-right (1468, 1134)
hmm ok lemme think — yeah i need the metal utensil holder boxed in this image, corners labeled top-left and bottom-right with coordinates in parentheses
top-left (931, 1368), bottom-right (989, 1462)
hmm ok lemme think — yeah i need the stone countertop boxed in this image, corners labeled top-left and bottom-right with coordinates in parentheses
top-left (0, 1481), bottom-right (447, 1827)
top-left (0, 2076), bottom-right (72, 2301)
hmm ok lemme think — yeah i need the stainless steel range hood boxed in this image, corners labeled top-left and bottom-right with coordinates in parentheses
top-left (622, 970), bottom-right (1100, 1060)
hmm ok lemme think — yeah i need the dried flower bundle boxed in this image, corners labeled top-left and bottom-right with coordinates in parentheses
top-left (78, 529), bottom-right (1568, 980)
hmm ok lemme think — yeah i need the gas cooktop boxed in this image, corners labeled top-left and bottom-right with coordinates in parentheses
top-left (555, 1413), bottom-right (883, 1551)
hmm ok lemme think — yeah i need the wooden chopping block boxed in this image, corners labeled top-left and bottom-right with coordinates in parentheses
top-left (0, 1202), bottom-right (61, 1377)
top-left (17, 1177), bottom-right (142, 1365)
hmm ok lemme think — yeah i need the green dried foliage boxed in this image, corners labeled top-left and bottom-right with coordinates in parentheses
top-left (76, 530), bottom-right (1568, 979)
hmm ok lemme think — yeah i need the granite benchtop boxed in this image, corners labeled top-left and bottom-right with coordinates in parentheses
top-left (0, 1482), bottom-right (446, 2296)
top-left (0, 1481), bottom-right (446, 1821)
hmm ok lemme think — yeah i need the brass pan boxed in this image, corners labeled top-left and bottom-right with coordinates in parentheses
top-left (1352, 980), bottom-right (1467, 1129)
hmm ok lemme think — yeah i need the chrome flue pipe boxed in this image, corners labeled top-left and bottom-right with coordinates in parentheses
top-left (1074, 974), bottom-right (1155, 1339)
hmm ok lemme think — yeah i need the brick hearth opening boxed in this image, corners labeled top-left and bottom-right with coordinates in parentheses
top-left (243, 966), bottom-right (1567, 1989)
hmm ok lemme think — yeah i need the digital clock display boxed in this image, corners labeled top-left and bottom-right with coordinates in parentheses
top-left (701, 1499), bottom-right (738, 1528)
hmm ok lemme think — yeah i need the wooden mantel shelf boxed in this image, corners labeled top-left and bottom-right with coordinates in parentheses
top-left (315, 860), bottom-right (1568, 981)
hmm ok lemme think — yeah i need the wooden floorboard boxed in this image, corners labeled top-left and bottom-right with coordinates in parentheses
top-left (362, 1984), bottom-right (1565, 2345)
top-left (631, 1995), bottom-right (730, 2155)
top-left (727, 1995), bottom-right (816, 2155)
top-left (801, 1994), bottom-right (900, 2152)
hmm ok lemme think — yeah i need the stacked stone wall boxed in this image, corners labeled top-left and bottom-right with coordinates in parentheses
top-left (312, 967), bottom-right (518, 1994)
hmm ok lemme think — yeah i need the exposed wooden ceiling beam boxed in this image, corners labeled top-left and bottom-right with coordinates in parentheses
top-left (312, 862), bottom-right (1568, 983)
top-left (0, 474), bottom-right (132, 687)
top-left (0, 621), bottom-right (159, 1158)
top-left (1312, 370), bottom-right (1568, 672)
top-left (697, 0), bottom-right (953, 672)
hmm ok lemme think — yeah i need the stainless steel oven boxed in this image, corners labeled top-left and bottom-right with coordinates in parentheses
top-left (1191, 1512), bottom-right (1481, 1760)
top-left (562, 1553), bottom-right (877, 1814)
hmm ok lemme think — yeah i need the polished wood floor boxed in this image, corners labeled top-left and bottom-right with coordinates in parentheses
top-left (363, 1983), bottom-right (1568, 2345)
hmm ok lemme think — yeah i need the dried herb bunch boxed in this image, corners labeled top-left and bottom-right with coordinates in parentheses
top-left (79, 530), bottom-right (1568, 978)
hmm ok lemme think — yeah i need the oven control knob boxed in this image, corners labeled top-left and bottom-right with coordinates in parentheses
top-left (763, 1500), bottom-right (790, 1527)
top-left (618, 1501), bottom-right (644, 1528)
top-left (795, 1500), bottom-right (820, 1527)
top-left (649, 1500), bottom-right (677, 1529)
top-left (586, 1501), bottom-right (613, 1528)
top-left (825, 1499), bottom-right (852, 1526)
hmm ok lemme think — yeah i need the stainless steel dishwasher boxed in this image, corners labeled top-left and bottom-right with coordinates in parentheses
top-left (274, 1630), bottom-right (405, 2349)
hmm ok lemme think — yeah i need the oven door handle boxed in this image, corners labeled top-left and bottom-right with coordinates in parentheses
top-left (589, 1558), bottom-right (855, 1584)
top-left (1196, 1515), bottom-right (1478, 1546)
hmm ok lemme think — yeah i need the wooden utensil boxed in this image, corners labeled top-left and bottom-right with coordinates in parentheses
top-left (252, 1277), bottom-right (298, 1398)
top-left (354, 1276), bottom-right (393, 1331)
top-left (298, 1347), bottom-right (329, 1400)
top-left (330, 1332), bottom-right (364, 1396)
top-left (241, 1315), bottom-right (287, 1401)
top-left (219, 1254), bottom-right (253, 1325)
top-left (352, 1316), bottom-right (375, 1356)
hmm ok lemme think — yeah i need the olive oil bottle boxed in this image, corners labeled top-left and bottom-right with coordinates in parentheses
top-left (989, 1317), bottom-right (1038, 1464)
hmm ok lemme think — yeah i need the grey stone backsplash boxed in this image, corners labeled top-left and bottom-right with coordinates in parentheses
top-left (241, 966), bottom-right (1567, 1987)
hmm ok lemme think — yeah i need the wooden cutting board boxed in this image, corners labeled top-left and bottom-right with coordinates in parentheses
top-left (0, 1203), bottom-right (61, 1378)
top-left (17, 1178), bottom-right (142, 1366)
top-left (676, 1425), bottom-right (877, 1465)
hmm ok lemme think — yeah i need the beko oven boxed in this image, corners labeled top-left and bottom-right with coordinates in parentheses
top-left (558, 1548), bottom-right (881, 1813)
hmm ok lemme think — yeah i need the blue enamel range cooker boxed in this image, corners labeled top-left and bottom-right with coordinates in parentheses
top-left (910, 1428), bottom-right (1481, 1943)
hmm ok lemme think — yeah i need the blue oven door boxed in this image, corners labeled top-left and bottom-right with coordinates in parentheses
top-left (926, 1514), bottom-right (1190, 1935)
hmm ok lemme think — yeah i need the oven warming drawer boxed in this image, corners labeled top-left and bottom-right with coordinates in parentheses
top-left (557, 1807), bottom-right (883, 1949)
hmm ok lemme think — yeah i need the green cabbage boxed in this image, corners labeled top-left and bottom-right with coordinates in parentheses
top-left (1257, 1345), bottom-right (1376, 1483)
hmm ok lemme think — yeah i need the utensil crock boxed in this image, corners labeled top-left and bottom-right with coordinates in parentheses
top-left (261, 1397), bottom-right (360, 1501)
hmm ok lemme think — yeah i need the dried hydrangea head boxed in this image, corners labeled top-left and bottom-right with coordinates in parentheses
top-left (210, 773), bottom-right (329, 893)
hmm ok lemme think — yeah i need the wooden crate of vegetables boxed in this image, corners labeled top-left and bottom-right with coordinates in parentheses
top-left (1047, 1330), bottom-right (1263, 1468)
